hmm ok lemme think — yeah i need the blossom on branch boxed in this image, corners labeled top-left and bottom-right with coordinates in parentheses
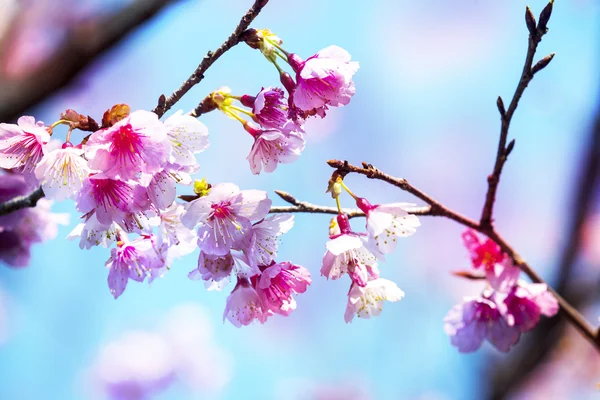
top-left (34, 144), bottom-right (91, 201)
top-left (288, 46), bottom-right (359, 117)
top-left (85, 110), bottom-right (170, 181)
top-left (0, 116), bottom-right (50, 186)
top-left (356, 197), bottom-right (421, 254)
top-left (344, 278), bottom-right (404, 323)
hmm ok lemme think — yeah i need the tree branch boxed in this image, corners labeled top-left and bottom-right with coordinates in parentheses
top-left (153, 0), bottom-right (269, 118)
top-left (0, 187), bottom-right (44, 217)
top-left (327, 160), bottom-right (480, 230)
top-left (0, 0), bottom-right (177, 123)
top-left (488, 60), bottom-right (600, 399)
top-left (480, 3), bottom-right (555, 230)
top-left (328, 159), bottom-right (600, 351)
top-left (269, 190), bottom-right (432, 218)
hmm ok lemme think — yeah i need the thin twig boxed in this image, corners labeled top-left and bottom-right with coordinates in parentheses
top-left (489, 65), bottom-right (600, 399)
top-left (328, 159), bottom-right (600, 351)
top-left (153, 0), bottom-right (269, 118)
top-left (480, 3), bottom-right (554, 230)
top-left (0, 187), bottom-right (44, 217)
top-left (327, 160), bottom-right (480, 230)
top-left (0, 0), bottom-right (176, 123)
top-left (269, 190), bottom-right (432, 218)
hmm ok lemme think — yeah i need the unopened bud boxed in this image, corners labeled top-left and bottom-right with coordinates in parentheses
top-left (280, 71), bottom-right (296, 94)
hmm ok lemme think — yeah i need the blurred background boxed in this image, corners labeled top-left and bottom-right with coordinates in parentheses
top-left (0, 0), bottom-right (599, 398)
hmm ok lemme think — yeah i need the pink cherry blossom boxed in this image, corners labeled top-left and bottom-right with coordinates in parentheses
top-left (244, 122), bottom-right (305, 175)
top-left (188, 251), bottom-right (235, 291)
top-left (443, 292), bottom-right (521, 353)
top-left (76, 174), bottom-right (153, 231)
top-left (85, 110), bottom-right (170, 181)
top-left (0, 116), bottom-right (50, 184)
top-left (67, 213), bottom-right (119, 250)
top-left (501, 282), bottom-right (559, 332)
top-left (289, 46), bottom-right (359, 115)
top-left (356, 197), bottom-right (421, 254)
top-left (164, 110), bottom-right (209, 166)
top-left (223, 277), bottom-right (266, 327)
top-left (462, 229), bottom-right (520, 292)
top-left (250, 214), bottom-right (294, 266)
top-left (181, 183), bottom-right (271, 256)
top-left (34, 144), bottom-right (91, 201)
top-left (256, 261), bottom-right (311, 317)
top-left (344, 278), bottom-right (404, 323)
top-left (146, 163), bottom-right (197, 211)
top-left (105, 234), bottom-right (164, 299)
top-left (250, 87), bottom-right (303, 133)
top-left (321, 232), bottom-right (379, 287)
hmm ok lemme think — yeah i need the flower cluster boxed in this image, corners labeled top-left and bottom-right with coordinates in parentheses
top-left (443, 229), bottom-right (559, 352)
top-left (199, 29), bottom-right (359, 175)
top-left (321, 181), bottom-right (421, 322)
top-left (0, 172), bottom-right (68, 267)
top-left (0, 31), bottom-right (358, 328)
top-left (182, 183), bottom-right (311, 327)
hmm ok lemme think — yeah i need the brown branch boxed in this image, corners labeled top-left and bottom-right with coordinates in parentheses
top-left (480, 2), bottom-right (555, 230)
top-left (0, 187), bottom-right (44, 217)
top-left (0, 0), bottom-right (177, 123)
top-left (328, 159), bottom-right (600, 352)
top-left (153, 0), bottom-right (269, 118)
top-left (488, 58), bottom-right (600, 399)
top-left (327, 160), bottom-right (480, 230)
top-left (269, 190), bottom-right (432, 218)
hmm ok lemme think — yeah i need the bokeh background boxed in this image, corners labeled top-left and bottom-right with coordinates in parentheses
top-left (0, 0), bottom-right (599, 399)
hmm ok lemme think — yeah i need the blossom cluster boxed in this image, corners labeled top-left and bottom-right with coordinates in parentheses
top-left (443, 230), bottom-right (559, 352)
top-left (0, 31), bottom-right (361, 327)
top-left (203, 29), bottom-right (359, 174)
top-left (182, 183), bottom-right (311, 326)
top-left (321, 190), bottom-right (421, 322)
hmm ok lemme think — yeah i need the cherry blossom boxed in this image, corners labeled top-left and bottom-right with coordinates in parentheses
top-left (0, 116), bottom-right (50, 185)
top-left (85, 110), bottom-right (170, 181)
top-left (288, 46), bottom-right (359, 116)
top-left (188, 251), bottom-right (235, 291)
top-left (462, 229), bottom-right (520, 292)
top-left (105, 234), bottom-right (164, 299)
top-left (356, 197), bottom-right (421, 254)
top-left (250, 87), bottom-right (302, 133)
top-left (344, 278), bottom-right (404, 323)
top-left (34, 144), bottom-right (91, 201)
top-left (244, 122), bottom-right (305, 175)
top-left (223, 277), bottom-right (266, 327)
top-left (181, 183), bottom-right (271, 256)
top-left (67, 213), bottom-right (119, 250)
top-left (76, 174), bottom-right (153, 231)
top-left (250, 214), bottom-right (294, 266)
top-left (501, 282), bottom-right (559, 332)
top-left (164, 110), bottom-right (209, 166)
top-left (321, 215), bottom-right (380, 287)
top-left (444, 292), bottom-right (521, 353)
top-left (255, 261), bottom-right (311, 317)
